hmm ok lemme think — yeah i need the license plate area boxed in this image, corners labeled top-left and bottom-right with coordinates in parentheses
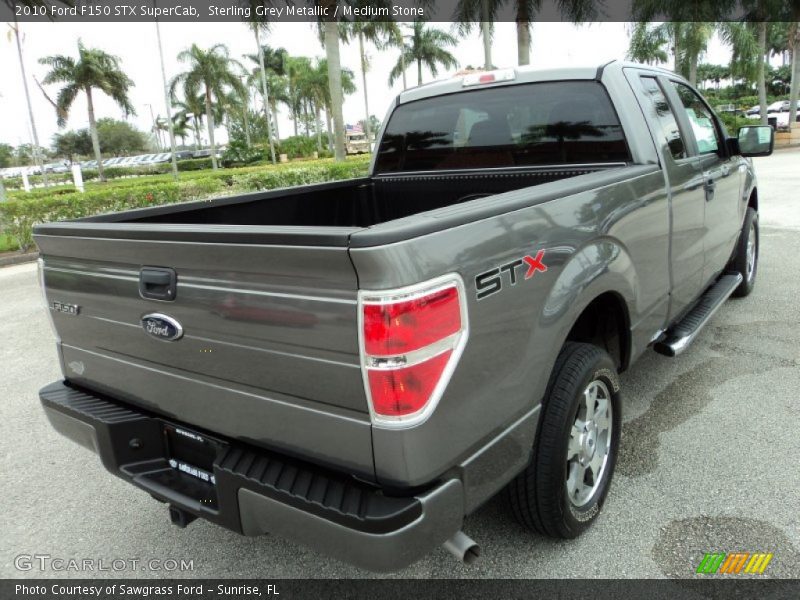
top-left (163, 424), bottom-right (220, 486)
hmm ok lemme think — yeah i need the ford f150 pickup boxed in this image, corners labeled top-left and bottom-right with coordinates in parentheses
top-left (34, 61), bottom-right (774, 571)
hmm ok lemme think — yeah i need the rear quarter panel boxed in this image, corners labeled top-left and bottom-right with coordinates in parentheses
top-left (349, 168), bottom-right (670, 497)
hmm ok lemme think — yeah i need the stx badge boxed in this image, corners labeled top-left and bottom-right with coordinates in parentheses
top-left (476, 249), bottom-right (548, 300)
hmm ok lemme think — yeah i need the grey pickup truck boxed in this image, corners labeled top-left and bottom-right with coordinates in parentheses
top-left (35, 61), bottom-right (773, 571)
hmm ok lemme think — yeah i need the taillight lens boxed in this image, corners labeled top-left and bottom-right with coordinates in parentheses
top-left (367, 351), bottom-right (452, 417)
top-left (363, 286), bottom-right (460, 355)
top-left (359, 276), bottom-right (468, 427)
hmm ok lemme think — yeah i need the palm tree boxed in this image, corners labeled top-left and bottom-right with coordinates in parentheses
top-left (170, 43), bottom-right (245, 169)
top-left (246, 43), bottom-right (288, 79)
top-left (627, 22), bottom-right (669, 65)
top-left (728, 1), bottom-right (790, 126)
top-left (696, 63), bottom-right (730, 90)
top-left (171, 96), bottom-right (205, 150)
top-left (682, 23), bottom-right (716, 88)
top-left (170, 112), bottom-right (190, 147)
top-left (626, 22), bottom-right (715, 87)
top-left (222, 89), bottom-right (252, 148)
top-left (248, 25), bottom-right (281, 164)
top-left (455, 0), bottom-right (599, 67)
top-left (303, 60), bottom-right (330, 151)
top-left (455, 1), bottom-right (499, 70)
top-left (264, 72), bottom-right (290, 140)
top-left (39, 40), bottom-right (135, 181)
top-left (340, 16), bottom-right (400, 146)
top-left (389, 21), bottom-right (459, 87)
top-left (789, 20), bottom-right (800, 128)
top-left (284, 55), bottom-right (312, 137)
top-left (309, 58), bottom-right (356, 152)
top-left (319, 1), bottom-right (347, 161)
top-left (719, 20), bottom-right (775, 125)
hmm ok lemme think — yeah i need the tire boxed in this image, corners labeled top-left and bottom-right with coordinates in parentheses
top-left (507, 342), bottom-right (622, 538)
top-left (731, 207), bottom-right (759, 298)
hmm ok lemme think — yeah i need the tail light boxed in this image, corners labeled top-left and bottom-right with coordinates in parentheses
top-left (358, 275), bottom-right (468, 428)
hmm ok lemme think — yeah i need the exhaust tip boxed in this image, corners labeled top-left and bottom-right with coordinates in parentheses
top-left (443, 531), bottom-right (480, 565)
top-left (462, 544), bottom-right (480, 565)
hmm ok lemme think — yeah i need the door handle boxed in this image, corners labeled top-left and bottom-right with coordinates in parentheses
top-left (139, 267), bottom-right (177, 301)
top-left (704, 178), bottom-right (716, 201)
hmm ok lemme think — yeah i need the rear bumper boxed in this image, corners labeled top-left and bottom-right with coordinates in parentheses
top-left (39, 380), bottom-right (465, 572)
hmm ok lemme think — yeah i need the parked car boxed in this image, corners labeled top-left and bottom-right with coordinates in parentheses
top-left (34, 61), bottom-right (773, 572)
top-left (767, 99), bottom-right (800, 113)
top-left (345, 131), bottom-right (371, 154)
top-left (716, 104), bottom-right (746, 118)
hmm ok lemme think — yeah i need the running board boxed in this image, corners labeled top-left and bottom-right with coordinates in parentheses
top-left (654, 273), bottom-right (743, 357)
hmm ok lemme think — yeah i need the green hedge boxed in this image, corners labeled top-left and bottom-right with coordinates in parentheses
top-left (0, 157), bottom-right (370, 252)
top-left (1, 158), bottom-right (215, 190)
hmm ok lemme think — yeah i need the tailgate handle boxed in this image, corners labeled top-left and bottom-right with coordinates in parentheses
top-left (139, 267), bottom-right (177, 301)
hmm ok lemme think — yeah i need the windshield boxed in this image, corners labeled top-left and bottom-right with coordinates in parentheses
top-left (375, 81), bottom-right (630, 173)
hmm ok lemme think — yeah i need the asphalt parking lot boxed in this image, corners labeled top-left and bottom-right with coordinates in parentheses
top-left (1, 150), bottom-right (799, 579)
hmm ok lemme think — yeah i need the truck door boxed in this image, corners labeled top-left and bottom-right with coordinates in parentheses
top-left (666, 80), bottom-right (743, 284)
top-left (635, 75), bottom-right (707, 321)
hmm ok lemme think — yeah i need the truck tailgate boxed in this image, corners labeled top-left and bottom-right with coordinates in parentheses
top-left (35, 230), bottom-right (374, 479)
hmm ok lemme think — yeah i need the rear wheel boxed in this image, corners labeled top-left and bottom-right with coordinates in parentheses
top-left (507, 342), bottom-right (621, 538)
top-left (731, 207), bottom-right (758, 298)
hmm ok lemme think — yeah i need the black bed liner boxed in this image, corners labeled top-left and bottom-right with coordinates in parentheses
top-left (33, 164), bottom-right (656, 248)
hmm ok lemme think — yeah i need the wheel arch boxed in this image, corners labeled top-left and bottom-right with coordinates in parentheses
top-left (748, 187), bottom-right (758, 212)
top-left (535, 238), bottom-right (638, 375)
top-left (564, 291), bottom-right (632, 372)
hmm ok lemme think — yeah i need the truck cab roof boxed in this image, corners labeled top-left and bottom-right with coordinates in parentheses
top-left (397, 61), bottom-right (679, 105)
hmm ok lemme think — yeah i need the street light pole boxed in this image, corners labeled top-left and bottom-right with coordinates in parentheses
top-left (145, 103), bottom-right (161, 151)
top-left (10, 17), bottom-right (48, 186)
top-left (154, 2), bottom-right (179, 181)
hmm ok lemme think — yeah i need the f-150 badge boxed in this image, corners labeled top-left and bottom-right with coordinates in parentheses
top-left (476, 250), bottom-right (547, 300)
top-left (50, 301), bottom-right (79, 316)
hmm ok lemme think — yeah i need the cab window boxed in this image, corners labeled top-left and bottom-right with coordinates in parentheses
top-left (639, 76), bottom-right (686, 160)
top-left (670, 82), bottom-right (721, 155)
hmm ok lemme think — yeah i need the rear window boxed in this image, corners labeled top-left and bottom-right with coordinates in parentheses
top-left (375, 81), bottom-right (630, 173)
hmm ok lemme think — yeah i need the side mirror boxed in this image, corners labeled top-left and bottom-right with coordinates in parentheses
top-left (736, 125), bottom-right (774, 157)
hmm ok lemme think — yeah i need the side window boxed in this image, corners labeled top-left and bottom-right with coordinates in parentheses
top-left (670, 82), bottom-right (721, 155)
top-left (639, 76), bottom-right (686, 160)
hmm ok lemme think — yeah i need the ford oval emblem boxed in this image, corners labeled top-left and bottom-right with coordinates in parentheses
top-left (141, 313), bottom-right (184, 341)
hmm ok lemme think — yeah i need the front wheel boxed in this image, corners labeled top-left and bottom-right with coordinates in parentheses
top-left (731, 207), bottom-right (759, 297)
top-left (507, 342), bottom-right (622, 538)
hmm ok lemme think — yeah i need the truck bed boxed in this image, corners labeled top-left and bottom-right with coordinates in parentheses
top-left (34, 163), bottom-right (639, 483)
top-left (73, 164), bottom-right (620, 230)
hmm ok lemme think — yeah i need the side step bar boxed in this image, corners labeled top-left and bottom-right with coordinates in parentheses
top-left (654, 273), bottom-right (743, 357)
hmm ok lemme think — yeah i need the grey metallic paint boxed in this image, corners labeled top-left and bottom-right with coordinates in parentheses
top-left (33, 62), bottom-right (762, 567)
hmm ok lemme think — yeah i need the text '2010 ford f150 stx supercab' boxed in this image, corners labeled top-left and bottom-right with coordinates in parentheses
top-left (34, 61), bottom-right (774, 571)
